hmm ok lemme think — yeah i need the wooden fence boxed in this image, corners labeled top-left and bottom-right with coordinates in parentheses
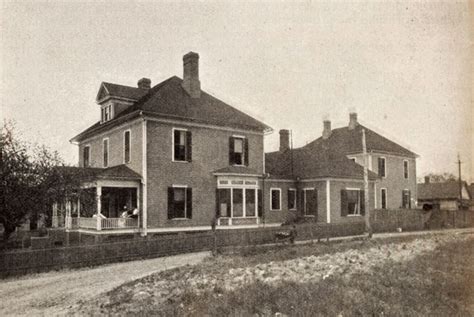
top-left (1, 209), bottom-right (473, 277)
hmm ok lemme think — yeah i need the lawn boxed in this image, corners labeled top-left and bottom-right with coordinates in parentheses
top-left (77, 232), bottom-right (474, 316)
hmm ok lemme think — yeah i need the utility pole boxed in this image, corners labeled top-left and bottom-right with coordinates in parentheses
top-left (457, 153), bottom-right (463, 208)
top-left (362, 129), bottom-right (372, 237)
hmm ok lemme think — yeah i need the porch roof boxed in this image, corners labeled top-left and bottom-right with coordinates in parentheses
top-left (56, 165), bottom-right (142, 182)
top-left (213, 166), bottom-right (261, 176)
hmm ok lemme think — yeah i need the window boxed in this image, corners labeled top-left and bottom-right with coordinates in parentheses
top-left (270, 188), bottom-right (281, 211)
top-left (233, 188), bottom-right (244, 217)
top-left (217, 188), bottom-right (231, 217)
top-left (103, 138), bottom-right (109, 167)
top-left (288, 189), bottom-right (297, 210)
top-left (245, 188), bottom-right (256, 217)
top-left (378, 157), bottom-right (386, 177)
top-left (173, 129), bottom-right (192, 162)
top-left (403, 160), bottom-right (409, 179)
top-left (341, 189), bottom-right (365, 216)
top-left (101, 104), bottom-right (113, 123)
top-left (229, 136), bottom-right (248, 166)
top-left (381, 188), bottom-right (387, 209)
top-left (124, 130), bottom-right (131, 164)
top-left (303, 189), bottom-right (318, 216)
top-left (216, 186), bottom-right (258, 218)
top-left (168, 186), bottom-right (192, 219)
top-left (402, 189), bottom-right (411, 209)
top-left (83, 146), bottom-right (90, 167)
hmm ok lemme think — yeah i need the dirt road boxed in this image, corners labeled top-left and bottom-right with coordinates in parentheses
top-left (0, 251), bottom-right (210, 316)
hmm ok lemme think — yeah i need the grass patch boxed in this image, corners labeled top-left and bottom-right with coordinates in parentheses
top-left (166, 237), bottom-right (474, 316)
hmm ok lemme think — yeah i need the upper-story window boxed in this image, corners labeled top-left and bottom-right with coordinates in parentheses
top-left (101, 104), bottom-right (113, 123)
top-left (124, 130), bottom-right (131, 164)
top-left (173, 128), bottom-right (192, 162)
top-left (229, 136), bottom-right (248, 166)
top-left (103, 138), bottom-right (109, 167)
top-left (381, 188), bottom-right (387, 209)
top-left (403, 160), bottom-right (409, 179)
top-left (83, 145), bottom-right (90, 167)
top-left (378, 157), bottom-right (386, 178)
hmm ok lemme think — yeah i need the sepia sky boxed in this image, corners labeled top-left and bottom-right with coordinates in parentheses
top-left (1, 1), bottom-right (472, 182)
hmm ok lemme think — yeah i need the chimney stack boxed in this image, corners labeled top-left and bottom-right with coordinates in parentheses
top-left (425, 176), bottom-right (430, 184)
top-left (322, 120), bottom-right (332, 139)
top-left (182, 52), bottom-right (201, 98)
top-left (348, 112), bottom-right (358, 130)
top-left (137, 78), bottom-right (151, 89)
top-left (279, 129), bottom-right (290, 152)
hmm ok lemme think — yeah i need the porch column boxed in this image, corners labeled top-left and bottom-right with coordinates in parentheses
top-left (77, 197), bottom-right (81, 219)
top-left (96, 186), bottom-right (102, 231)
top-left (52, 202), bottom-right (58, 228)
top-left (65, 200), bottom-right (72, 230)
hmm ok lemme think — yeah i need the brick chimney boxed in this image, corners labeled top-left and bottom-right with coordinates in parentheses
top-left (279, 129), bottom-right (290, 152)
top-left (348, 112), bottom-right (358, 130)
top-left (182, 52), bottom-right (201, 98)
top-left (137, 78), bottom-right (151, 89)
top-left (322, 120), bottom-right (332, 139)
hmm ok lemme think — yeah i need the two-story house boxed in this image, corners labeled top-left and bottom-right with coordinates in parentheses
top-left (68, 52), bottom-right (271, 235)
top-left (263, 113), bottom-right (418, 225)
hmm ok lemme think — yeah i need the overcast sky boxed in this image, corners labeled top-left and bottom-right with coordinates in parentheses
top-left (1, 1), bottom-right (472, 182)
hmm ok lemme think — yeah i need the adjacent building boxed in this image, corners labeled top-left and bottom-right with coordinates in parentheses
top-left (417, 177), bottom-right (471, 210)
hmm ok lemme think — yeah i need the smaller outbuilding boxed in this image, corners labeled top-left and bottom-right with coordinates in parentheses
top-left (417, 177), bottom-right (471, 210)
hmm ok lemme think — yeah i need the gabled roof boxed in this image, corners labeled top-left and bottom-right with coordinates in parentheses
top-left (55, 165), bottom-right (142, 182)
top-left (304, 123), bottom-right (417, 158)
top-left (265, 146), bottom-right (379, 181)
top-left (73, 76), bottom-right (271, 142)
top-left (418, 181), bottom-right (471, 201)
top-left (97, 82), bottom-right (149, 102)
top-left (213, 166), bottom-right (261, 176)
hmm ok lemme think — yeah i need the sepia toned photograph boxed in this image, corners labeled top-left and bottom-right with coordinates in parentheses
top-left (1, 1), bottom-right (473, 316)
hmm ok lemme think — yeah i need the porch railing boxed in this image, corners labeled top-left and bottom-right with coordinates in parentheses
top-left (101, 218), bottom-right (138, 230)
top-left (65, 216), bottom-right (138, 231)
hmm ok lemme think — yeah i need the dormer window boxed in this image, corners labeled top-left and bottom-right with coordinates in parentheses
top-left (101, 104), bottom-right (114, 123)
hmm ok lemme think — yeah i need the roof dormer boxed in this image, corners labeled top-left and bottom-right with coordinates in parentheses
top-left (96, 79), bottom-right (150, 124)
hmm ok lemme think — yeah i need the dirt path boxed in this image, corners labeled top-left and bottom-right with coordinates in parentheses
top-left (0, 251), bottom-right (210, 316)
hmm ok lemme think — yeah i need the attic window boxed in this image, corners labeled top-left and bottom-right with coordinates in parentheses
top-left (101, 104), bottom-right (113, 123)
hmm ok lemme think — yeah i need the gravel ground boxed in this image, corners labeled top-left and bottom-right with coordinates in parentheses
top-left (0, 251), bottom-right (210, 316)
top-left (78, 232), bottom-right (473, 314)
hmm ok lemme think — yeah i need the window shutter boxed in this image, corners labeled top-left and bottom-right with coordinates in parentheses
top-left (360, 190), bottom-right (365, 215)
top-left (313, 190), bottom-right (318, 216)
top-left (167, 187), bottom-right (174, 219)
top-left (341, 190), bottom-right (348, 217)
top-left (216, 189), bottom-right (220, 218)
top-left (244, 138), bottom-right (249, 166)
top-left (186, 188), bottom-right (192, 219)
top-left (287, 189), bottom-right (291, 209)
top-left (229, 137), bottom-right (234, 165)
top-left (257, 189), bottom-right (262, 217)
top-left (186, 131), bottom-right (192, 162)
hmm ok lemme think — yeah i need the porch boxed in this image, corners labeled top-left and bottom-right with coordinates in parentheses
top-left (52, 165), bottom-right (142, 232)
